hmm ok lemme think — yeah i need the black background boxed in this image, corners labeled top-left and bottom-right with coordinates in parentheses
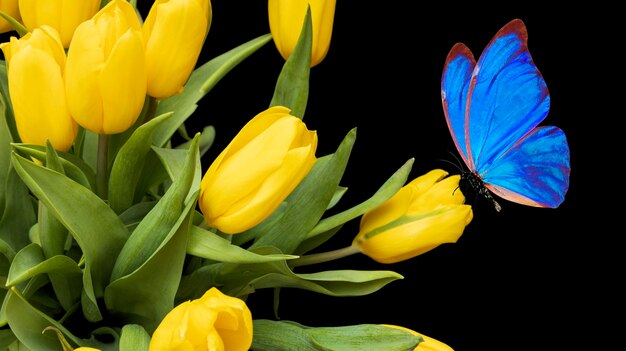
top-left (179, 3), bottom-right (603, 350)
top-left (0, 1), bottom-right (606, 350)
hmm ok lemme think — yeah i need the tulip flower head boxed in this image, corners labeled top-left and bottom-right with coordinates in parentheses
top-left (268, 0), bottom-right (336, 67)
top-left (353, 169), bottom-right (473, 264)
top-left (143, 0), bottom-right (212, 99)
top-left (0, 25), bottom-right (77, 151)
top-left (150, 287), bottom-right (253, 351)
top-left (199, 105), bottom-right (318, 234)
top-left (382, 325), bottom-right (455, 351)
top-left (18, 0), bottom-right (101, 47)
top-left (64, 0), bottom-right (147, 135)
top-left (0, 0), bottom-right (20, 34)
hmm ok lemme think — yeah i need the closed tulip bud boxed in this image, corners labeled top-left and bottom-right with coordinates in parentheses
top-left (18, 0), bottom-right (100, 48)
top-left (143, 0), bottom-right (212, 99)
top-left (0, 0), bottom-right (20, 33)
top-left (0, 26), bottom-right (77, 151)
top-left (353, 169), bottom-right (473, 264)
top-left (64, 0), bottom-right (147, 135)
top-left (382, 325), bottom-right (455, 351)
top-left (199, 106), bottom-right (318, 234)
top-left (268, 0), bottom-right (336, 67)
top-left (150, 287), bottom-right (253, 351)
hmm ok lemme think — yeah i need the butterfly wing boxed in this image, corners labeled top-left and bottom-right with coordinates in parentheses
top-left (441, 43), bottom-right (476, 168)
top-left (483, 126), bottom-right (570, 208)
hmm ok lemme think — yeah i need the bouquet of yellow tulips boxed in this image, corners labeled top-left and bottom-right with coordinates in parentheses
top-left (0, 1), bottom-right (476, 350)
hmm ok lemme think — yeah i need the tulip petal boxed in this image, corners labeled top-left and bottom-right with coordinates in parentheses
top-left (8, 46), bottom-right (76, 151)
top-left (99, 28), bottom-right (146, 134)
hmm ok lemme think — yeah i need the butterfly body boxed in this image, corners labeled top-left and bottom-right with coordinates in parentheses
top-left (441, 19), bottom-right (570, 210)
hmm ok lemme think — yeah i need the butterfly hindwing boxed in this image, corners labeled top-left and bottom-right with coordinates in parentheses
top-left (483, 126), bottom-right (570, 208)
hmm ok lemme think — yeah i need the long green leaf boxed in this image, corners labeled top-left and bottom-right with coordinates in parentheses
top-left (10, 153), bottom-right (129, 321)
top-left (105, 194), bottom-right (197, 333)
top-left (111, 135), bottom-right (199, 281)
top-left (0, 73), bottom-right (14, 217)
top-left (108, 113), bottom-right (173, 214)
top-left (11, 144), bottom-right (95, 190)
top-left (0, 61), bottom-right (18, 143)
top-left (249, 128), bottom-right (356, 254)
top-left (187, 225), bottom-right (297, 263)
top-left (5, 288), bottom-right (82, 351)
top-left (154, 33), bottom-right (272, 146)
top-left (303, 158), bottom-right (414, 241)
top-left (251, 320), bottom-right (421, 351)
top-left (0, 166), bottom-right (37, 251)
top-left (269, 7), bottom-right (311, 118)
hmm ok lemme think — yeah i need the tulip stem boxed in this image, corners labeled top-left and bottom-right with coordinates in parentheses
top-left (288, 245), bottom-right (361, 268)
top-left (96, 134), bottom-right (109, 200)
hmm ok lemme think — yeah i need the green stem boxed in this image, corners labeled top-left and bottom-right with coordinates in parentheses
top-left (142, 96), bottom-right (159, 124)
top-left (288, 245), bottom-right (361, 268)
top-left (96, 133), bottom-right (109, 200)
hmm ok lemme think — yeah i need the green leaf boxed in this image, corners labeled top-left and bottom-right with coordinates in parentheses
top-left (249, 128), bottom-right (356, 254)
top-left (11, 143), bottom-right (96, 190)
top-left (154, 33), bottom-right (272, 146)
top-left (6, 243), bottom-right (82, 310)
top-left (0, 329), bottom-right (17, 349)
top-left (151, 144), bottom-right (202, 205)
top-left (0, 166), bottom-right (37, 251)
top-left (119, 324), bottom-right (150, 351)
top-left (251, 320), bottom-right (421, 351)
top-left (111, 135), bottom-right (199, 281)
top-left (213, 247), bottom-right (402, 299)
top-left (187, 225), bottom-right (297, 263)
top-left (10, 153), bottom-right (129, 321)
top-left (108, 112), bottom-right (173, 214)
top-left (1, 70), bottom-right (15, 217)
top-left (0, 61), bottom-right (18, 144)
top-left (0, 12), bottom-right (28, 37)
top-left (4, 288), bottom-right (83, 351)
top-left (269, 6), bottom-right (312, 118)
top-left (105, 193), bottom-right (197, 333)
top-left (327, 186), bottom-right (348, 210)
top-left (308, 158), bottom-right (413, 238)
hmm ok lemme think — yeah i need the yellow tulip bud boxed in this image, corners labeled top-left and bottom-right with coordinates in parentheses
top-left (143, 0), bottom-right (212, 99)
top-left (199, 106), bottom-right (318, 234)
top-left (18, 0), bottom-right (100, 47)
top-left (65, 0), bottom-right (147, 135)
top-left (74, 348), bottom-right (101, 351)
top-left (0, 26), bottom-right (77, 151)
top-left (382, 325), bottom-right (455, 351)
top-left (0, 0), bottom-right (20, 34)
top-left (353, 169), bottom-right (473, 264)
top-left (268, 0), bottom-right (336, 67)
top-left (150, 287), bottom-right (253, 351)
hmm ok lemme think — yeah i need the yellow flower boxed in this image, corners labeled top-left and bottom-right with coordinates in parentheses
top-left (268, 0), bottom-right (336, 67)
top-left (18, 0), bottom-right (101, 48)
top-left (0, 0), bottom-right (20, 34)
top-left (382, 325), bottom-right (455, 351)
top-left (150, 287), bottom-right (253, 351)
top-left (74, 348), bottom-right (101, 351)
top-left (143, 0), bottom-right (212, 99)
top-left (199, 106), bottom-right (317, 234)
top-left (0, 26), bottom-right (77, 152)
top-left (353, 169), bottom-right (473, 264)
top-left (64, 0), bottom-right (147, 135)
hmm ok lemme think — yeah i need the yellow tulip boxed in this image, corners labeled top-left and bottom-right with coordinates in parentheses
top-left (353, 169), bottom-right (473, 264)
top-left (150, 287), bottom-right (253, 351)
top-left (18, 0), bottom-right (101, 48)
top-left (0, 26), bottom-right (77, 152)
top-left (0, 0), bottom-right (20, 34)
top-left (64, 0), bottom-right (147, 135)
top-left (143, 0), bottom-right (212, 99)
top-left (199, 106), bottom-right (317, 234)
top-left (382, 325), bottom-right (455, 351)
top-left (268, 0), bottom-right (336, 67)
top-left (74, 348), bottom-right (101, 351)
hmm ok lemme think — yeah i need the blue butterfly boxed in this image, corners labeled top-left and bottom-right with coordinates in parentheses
top-left (441, 19), bottom-right (570, 211)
